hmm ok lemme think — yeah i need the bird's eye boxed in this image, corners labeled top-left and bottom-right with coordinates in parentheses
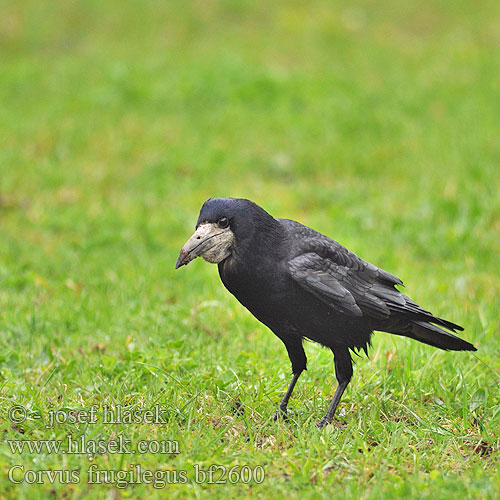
top-left (218, 217), bottom-right (229, 229)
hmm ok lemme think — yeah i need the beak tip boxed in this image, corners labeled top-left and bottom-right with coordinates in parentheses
top-left (175, 249), bottom-right (188, 269)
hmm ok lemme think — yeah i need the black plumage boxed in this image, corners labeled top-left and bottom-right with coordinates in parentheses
top-left (176, 198), bottom-right (476, 427)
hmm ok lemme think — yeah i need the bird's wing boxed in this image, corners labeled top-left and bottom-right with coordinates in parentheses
top-left (283, 219), bottom-right (410, 321)
top-left (283, 218), bottom-right (464, 329)
top-left (289, 251), bottom-right (407, 319)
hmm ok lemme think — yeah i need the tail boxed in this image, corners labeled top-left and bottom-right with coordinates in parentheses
top-left (400, 319), bottom-right (476, 351)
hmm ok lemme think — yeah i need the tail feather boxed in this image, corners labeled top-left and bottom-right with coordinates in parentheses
top-left (387, 297), bottom-right (464, 333)
top-left (402, 320), bottom-right (476, 351)
top-left (427, 316), bottom-right (464, 332)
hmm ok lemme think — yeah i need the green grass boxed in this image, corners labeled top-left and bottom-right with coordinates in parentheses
top-left (1, 0), bottom-right (499, 498)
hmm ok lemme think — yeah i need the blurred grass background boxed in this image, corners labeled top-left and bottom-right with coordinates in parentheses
top-left (0, 0), bottom-right (499, 498)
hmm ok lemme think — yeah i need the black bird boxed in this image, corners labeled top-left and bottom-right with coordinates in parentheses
top-left (175, 198), bottom-right (476, 427)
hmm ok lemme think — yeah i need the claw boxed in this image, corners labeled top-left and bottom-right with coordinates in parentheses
top-left (316, 417), bottom-right (347, 429)
top-left (316, 417), bottom-right (330, 429)
top-left (273, 407), bottom-right (288, 421)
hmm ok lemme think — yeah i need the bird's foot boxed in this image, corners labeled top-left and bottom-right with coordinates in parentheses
top-left (315, 416), bottom-right (331, 429)
top-left (273, 407), bottom-right (288, 421)
top-left (316, 417), bottom-right (346, 429)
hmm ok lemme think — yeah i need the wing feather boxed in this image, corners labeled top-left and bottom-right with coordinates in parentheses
top-left (289, 252), bottom-right (392, 320)
top-left (281, 218), bottom-right (466, 342)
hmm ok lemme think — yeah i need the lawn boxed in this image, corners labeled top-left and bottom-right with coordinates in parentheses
top-left (0, 0), bottom-right (499, 498)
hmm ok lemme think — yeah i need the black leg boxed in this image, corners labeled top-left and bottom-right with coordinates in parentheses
top-left (273, 335), bottom-right (307, 420)
top-left (273, 371), bottom-right (302, 420)
top-left (317, 348), bottom-right (353, 428)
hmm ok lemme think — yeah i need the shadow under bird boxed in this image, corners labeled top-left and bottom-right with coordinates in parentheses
top-left (175, 198), bottom-right (476, 427)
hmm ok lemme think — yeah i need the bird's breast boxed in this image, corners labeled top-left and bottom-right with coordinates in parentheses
top-left (218, 259), bottom-right (288, 320)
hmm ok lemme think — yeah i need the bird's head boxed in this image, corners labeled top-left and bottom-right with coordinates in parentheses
top-left (176, 197), bottom-right (266, 269)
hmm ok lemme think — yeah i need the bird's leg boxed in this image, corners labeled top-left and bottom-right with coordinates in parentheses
top-left (317, 348), bottom-right (353, 428)
top-left (273, 336), bottom-right (307, 421)
top-left (316, 380), bottom-right (349, 428)
top-left (273, 371), bottom-right (302, 421)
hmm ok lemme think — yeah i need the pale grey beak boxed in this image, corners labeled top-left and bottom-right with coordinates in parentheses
top-left (175, 223), bottom-right (234, 269)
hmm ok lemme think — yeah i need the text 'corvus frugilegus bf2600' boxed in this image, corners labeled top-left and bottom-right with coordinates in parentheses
top-left (176, 198), bottom-right (476, 428)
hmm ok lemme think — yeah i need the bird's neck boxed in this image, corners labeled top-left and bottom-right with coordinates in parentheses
top-left (243, 217), bottom-right (285, 262)
top-left (219, 216), bottom-right (286, 278)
